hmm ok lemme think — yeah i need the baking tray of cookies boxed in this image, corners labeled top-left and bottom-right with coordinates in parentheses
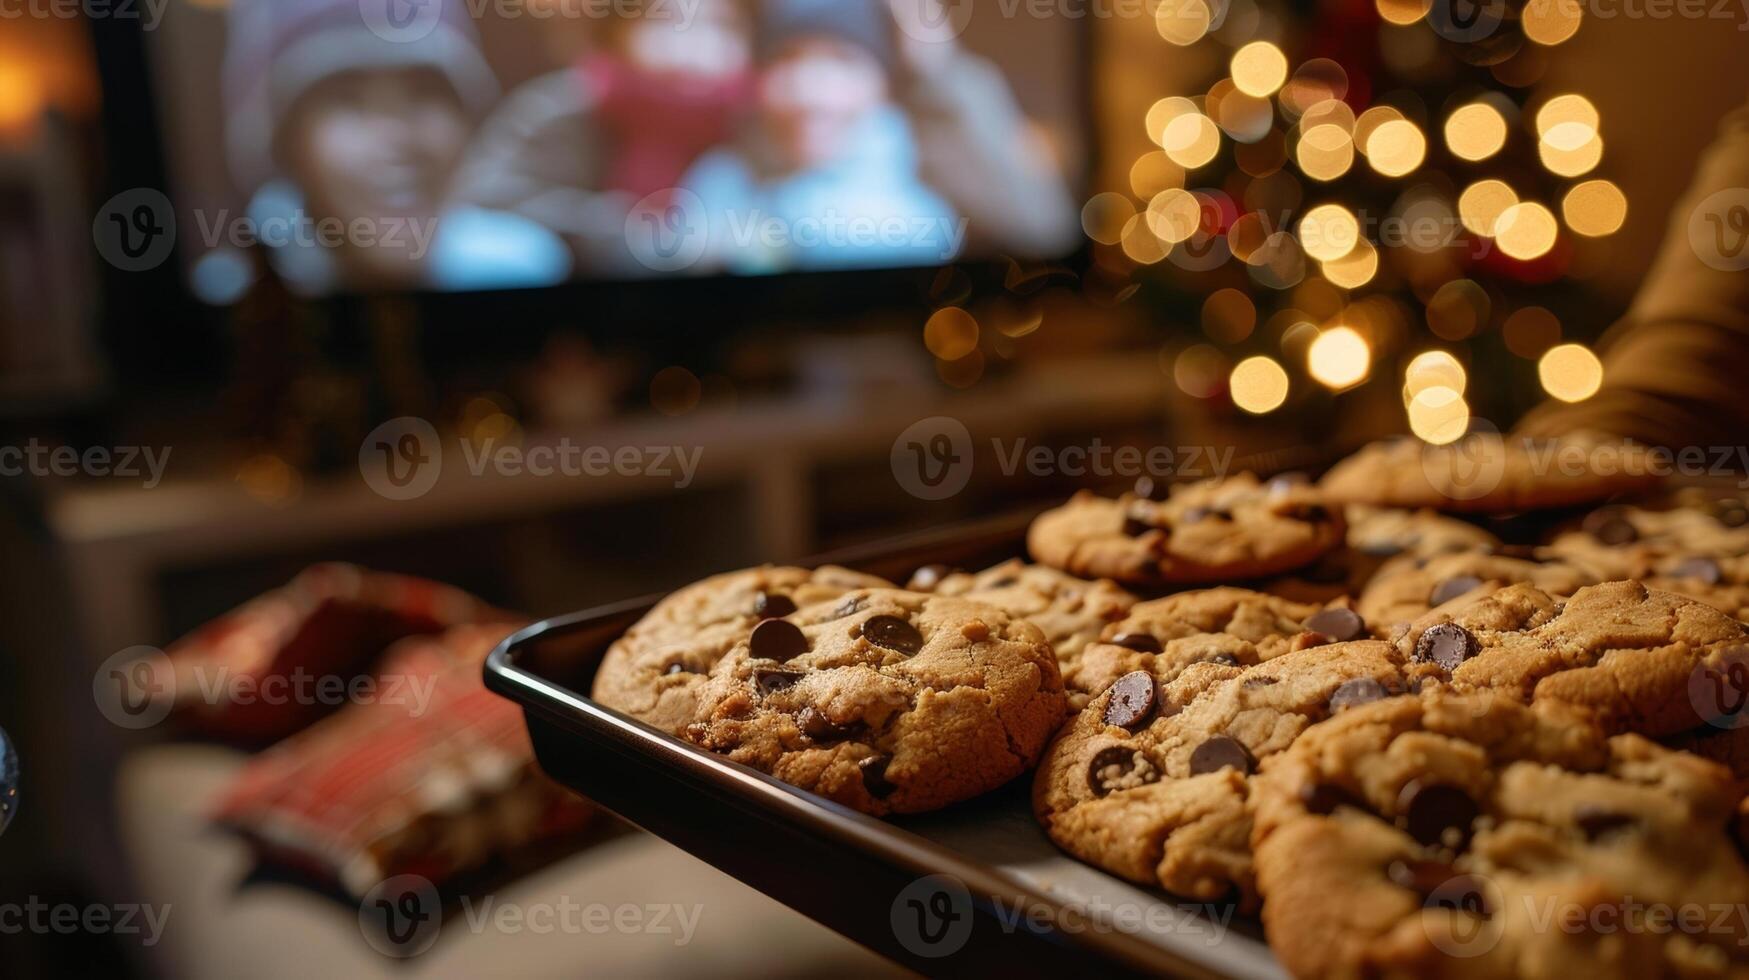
top-left (484, 508), bottom-right (1284, 979)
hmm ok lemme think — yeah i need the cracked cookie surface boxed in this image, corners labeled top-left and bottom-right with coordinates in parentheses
top-left (1543, 502), bottom-right (1749, 619)
top-left (1252, 689), bottom-right (1749, 980)
top-left (1358, 550), bottom-right (1600, 628)
top-left (591, 565), bottom-right (891, 733)
top-left (1027, 475), bottom-right (1345, 586)
top-left (684, 588), bottom-right (1066, 816)
top-left (906, 559), bottom-right (1137, 681)
top-left (1033, 641), bottom-right (1443, 905)
top-left (1265, 506), bottom-right (1502, 604)
top-left (1392, 580), bottom-right (1749, 737)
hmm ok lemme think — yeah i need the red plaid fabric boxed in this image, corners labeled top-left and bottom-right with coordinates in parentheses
top-left (212, 624), bottom-right (593, 896)
top-left (155, 564), bottom-right (513, 743)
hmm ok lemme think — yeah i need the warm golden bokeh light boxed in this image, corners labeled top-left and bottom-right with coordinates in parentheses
top-left (1535, 94), bottom-right (1599, 138)
top-left (1561, 180), bottom-right (1627, 236)
top-left (1080, 192), bottom-right (1134, 245)
top-left (1162, 112), bottom-right (1222, 168)
top-left (924, 307), bottom-right (980, 361)
top-left (1156, 0), bottom-right (1213, 45)
top-left (1295, 124), bottom-right (1355, 181)
top-left (1523, 0), bottom-right (1582, 44)
top-left (1408, 386), bottom-right (1470, 444)
top-left (1231, 42), bottom-right (1290, 97)
top-left (1147, 188), bottom-right (1204, 243)
top-left (1129, 151), bottom-right (1182, 199)
top-left (1458, 179), bottom-right (1519, 236)
top-left (1404, 350), bottom-right (1467, 401)
top-left (1146, 97), bottom-right (1199, 146)
top-left (1494, 201), bottom-right (1560, 260)
top-left (1298, 203), bottom-right (1362, 261)
top-left (1444, 103), bottom-right (1508, 161)
top-left (1365, 119), bottom-right (1427, 177)
top-left (1231, 356), bottom-right (1291, 413)
top-left (1539, 126), bottom-right (1603, 177)
top-left (1427, 279), bottom-right (1491, 341)
top-left (1322, 238), bottom-right (1379, 289)
top-left (1307, 326), bottom-right (1371, 388)
top-left (1120, 214), bottom-right (1169, 264)
top-left (1538, 343), bottom-right (1604, 402)
top-left (1376, 0), bottom-right (1431, 24)
top-left (1202, 288), bottom-right (1258, 344)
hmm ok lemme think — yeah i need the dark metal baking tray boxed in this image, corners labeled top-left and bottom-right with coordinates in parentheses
top-left (483, 509), bottom-right (1287, 979)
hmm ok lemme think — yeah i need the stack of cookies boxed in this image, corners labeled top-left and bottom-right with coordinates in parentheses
top-left (589, 434), bottom-right (1749, 977)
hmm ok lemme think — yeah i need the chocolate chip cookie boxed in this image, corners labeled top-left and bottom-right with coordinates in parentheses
top-left (906, 560), bottom-right (1138, 677)
top-left (1544, 503), bottom-right (1749, 620)
top-left (1033, 641), bottom-right (1443, 905)
top-left (1392, 580), bottom-right (1749, 737)
top-left (1027, 475), bottom-right (1346, 586)
top-left (1357, 550), bottom-right (1600, 628)
top-left (591, 565), bottom-right (891, 732)
top-left (1068, 587), bottom-right (1362, 701)
top-left (1320, 432), bottom-right (1662, 513)
top-left (1252, 688), bottom-right (1749, 979)
top-left (1265, 506), bottom-right (1503, 604)
top-left (684, 588), bottom-right (1066, 816)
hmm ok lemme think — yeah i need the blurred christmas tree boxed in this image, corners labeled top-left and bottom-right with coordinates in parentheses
top-left (1088, 0), bottom-right (1623, 445)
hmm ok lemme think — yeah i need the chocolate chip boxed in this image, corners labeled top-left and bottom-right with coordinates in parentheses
top-left (860, 755), bottom-right (897, 798)
top-left (1134, 476), bottom-right (1167, 501)
top-left (1301, 782), bottom-right (1365, 815)
top-left (1397, 780), bottom-right (1480, 849)
top-left (754, 668), bottom-right (804, 695)
top-left (1329, 677), bottom-right (1391, 713)
top-left (1181, 506), bottom-right (1232, 524)
top-left (798, 706), bottom-right (859, 742)
top-left (1086, 746), bottom-right (1158, 797)
top-left (1713, 499), bottom-right (1749, 528)
top-left (1583, 508), bottom-right (1639, 545)
top-left (1103, 671), bottom-right (1157, 728)
top-left (1429, 575), bottom-right (1484, 607)
top-left (1414, 623), bottom-right (1479, 671)
top-left (1304, 607), bottom-right (1366, 642)
top-left (863, 615), bottom-right (923, 655)
top-left (753, 591), bottom-right (797, 619)
top-left (909, 564), bottom-right (952, 590)
top-left (1189, 735), bottom-right (1253, 776)
top-left (1122, 516), bottom-right (1153, 538)
top-left (1110, 632), bottom-right (1162, 654)
top-left (750, 618), bottom-right (809, 662)
top-left (986, 575), bottom-right (1020, 589)
top-left (1671, 557), bottom-right (1723, 585)
top-left (1301, 557), bottom-right (1351, 584)
top-left (1574, 803), bottom-right (1637, 840)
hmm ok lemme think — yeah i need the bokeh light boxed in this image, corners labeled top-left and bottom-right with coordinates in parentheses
top-left (1163, 112), bottom-right (1223, 168)
top-left (1494, 201), bottom-right (1560, 260)
top-left (1295, 124), bottom-right (1355, 181)
top-left (1130, 151), bottom-right (1184, 199)
top-left (1322, 238), bottom-right (1379, 289)
top-left (1175, 344), bottom-right (1230, 398)
top-left (1444, 103), bottom-right (1508, 161)
top-left (651, 366), bottom-right (703, 416)
top-left (1523, 0), bottom-right (1582, 44)
top-left (1365, 119), bottom-right (1427, 177)
top-left (924, 307), bottom-right (980, 360)
top-left (1147, 188), bottom-right (1204, 243)
top-left (1147, 97), bottom-right (1199, 146)
top-left (1307, 326), bottom-right (1371, 388)
top-left (1376, 0), bottom-right (1431, 24)
top-left (1561, 180), bottom-right (1627, 236)
top-left (1120, 214), bottom-right (1169, 263)
top-left (1404, 350), bottom-right (1467, 401)
top-left (1231, 42), bottom-right (1290, 97)
top-left (1081, 192), bottom-right (1134, 245)
top-left (1156, 0), bottom-right (1213, 44)
top-left (1458, 179), bottom-right (1519, 236)
top-left (1538, 343), bottom-right (1603, 401)
top-left (1231, 356), bottom-right (1291, 413)
top-left (1202, 288), bottom-right (1258, 344)
top-left (1408, 386), bottom-right (1470, 444)
top-left (1298, 203), bottom-right (1361, 261)
top-left (1427, 279), bottom-right (1490, 340)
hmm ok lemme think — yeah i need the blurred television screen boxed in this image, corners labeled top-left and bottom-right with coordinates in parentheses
top-left (142, 0), bottom-right (1089, 303)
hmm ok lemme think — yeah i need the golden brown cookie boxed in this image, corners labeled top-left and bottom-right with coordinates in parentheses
top-left (684, 589), bottom-right (1066, 816)
top-left (906, 559), bottom-right (1138, 679)
top-left (1357, 550), bottom-right (1600, 628)
top-left (1392, 580), bottom-right (1749, 737)
top-left (1252, 689), bottom-right (1749, 979)
top-left (591, 565), bottom-right (891, 732)
top-left (1033, 641), bottom-right (1443, 906)
top-left (1265, 506), bottom-right (1503, 604)
top-left (1027, 475), bottom-right (1345, 586)
top-left (1320, 433), bottom-right (1662, 514)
